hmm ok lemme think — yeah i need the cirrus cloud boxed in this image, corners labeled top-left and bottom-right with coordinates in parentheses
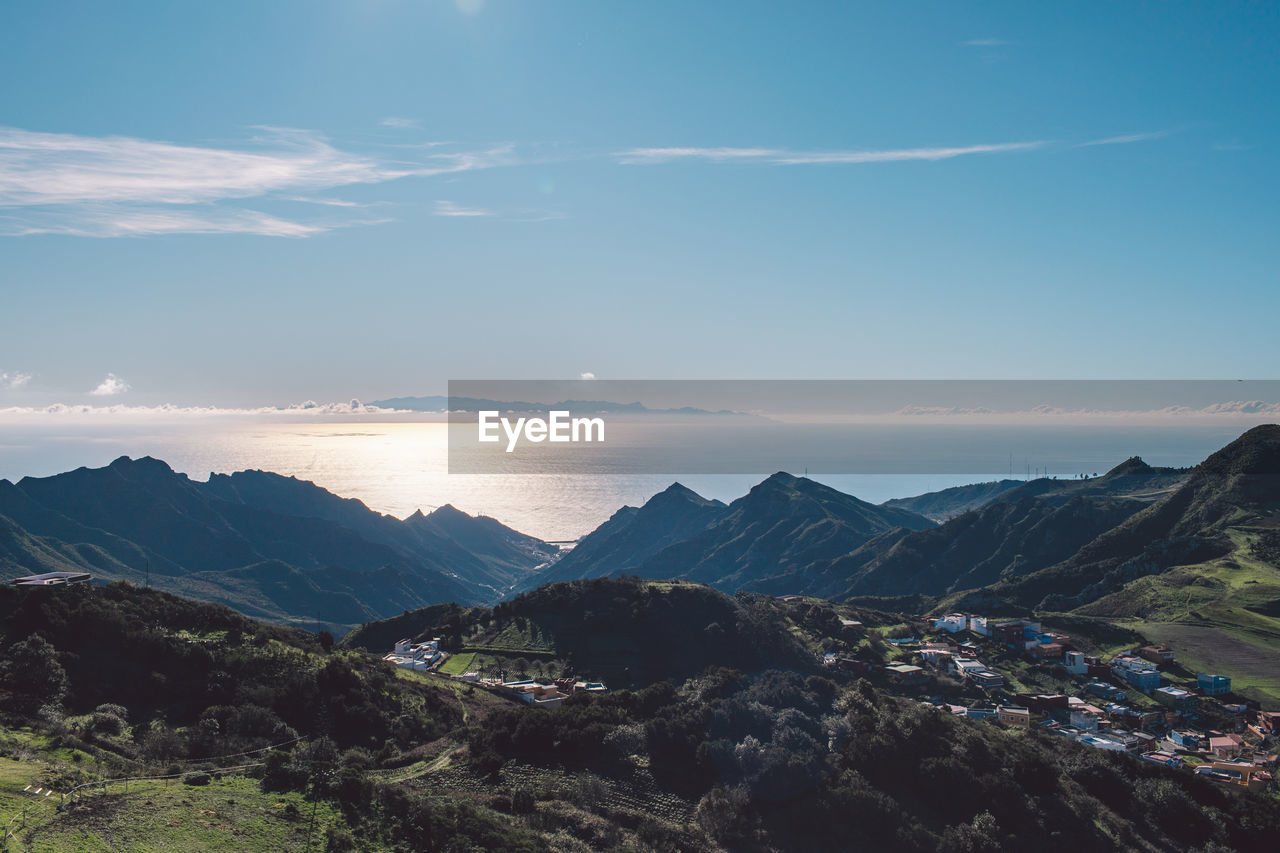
top-left (0, 126), bottom-right (516, 237)
top-left (616, 141), bottom-right (1047, 165)
top-left (1079, 130), bottom-right (1171, 147)
top-left (434, 200), bottom-right (491, 217)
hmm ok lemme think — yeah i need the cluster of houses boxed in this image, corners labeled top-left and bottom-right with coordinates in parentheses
top-left (446, 673), bottom-right (607, 707)
top-left (382, 637), bottom-right (608, 708)
top-left (10, 570), bottom-right (92, 587)
top-left (831, 612), bottom-right (1278, 792)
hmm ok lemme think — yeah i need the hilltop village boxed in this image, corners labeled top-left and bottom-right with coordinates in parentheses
top-left (820, 609), bottom-right (1279, 794)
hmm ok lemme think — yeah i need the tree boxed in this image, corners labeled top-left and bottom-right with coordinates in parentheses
top-left (0, 634), bottom-right (69, 714)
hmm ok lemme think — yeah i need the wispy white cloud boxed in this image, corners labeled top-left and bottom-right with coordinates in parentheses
top-left (283, 195), bottom-right (372, 208)
top-left (89, 373), bottom-right (130, 396)
top-left (774, 142), bottom-right (1046, 164)
top-left (0, 123), bottom-right (1172, 237)
top-left (617, 141), bottom-right (1046, 166)
top-left (434, 200), bottom-right (492, 217)
top-left (616, 147), bottom-right (782, 165)
top-left (379, 117), bottom-right (420, 129)
top-left (11, 207), bottom-right (331, 238)
top-left (580, 372), bottom-right (596, 380)
top-left (0, 126), bottom-right (410, 206)
top-left (1079, 130), bottom-right (1170, 147)
top-left (0, 371), bottom-right (32, 390)
top-left (962, 38), bottom-right (1012, 47)
top-left (431, 201), bottom-right (565, 222)
top-left (625, 147), bottom-right (784, 164)
top-left (0, 126), bottom-right (514, 237)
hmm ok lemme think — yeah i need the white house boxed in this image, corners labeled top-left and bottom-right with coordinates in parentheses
top-left (1069, 701), bottom-right (1105, 731)
top-left (384, 637), bottom-right (443, 672)
top-left (1064, 650), bottom-right (1089, 675)
top-left (951, 658), bottom-right (986, 677)
top-left (933, 613), bottom-right (969, 633)
top-left (919, 649), bottom-right (954, 669)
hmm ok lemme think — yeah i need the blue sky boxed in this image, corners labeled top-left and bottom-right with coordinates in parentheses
top-left (1, 1), bottom-right (1277, 407)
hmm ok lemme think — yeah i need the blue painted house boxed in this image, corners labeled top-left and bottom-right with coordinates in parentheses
top-left (1197, 673), bottom-right (1231, 696)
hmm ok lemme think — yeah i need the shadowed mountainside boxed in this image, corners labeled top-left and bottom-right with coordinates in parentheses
top-left (0, 457), bottom-right (555, 630)
top-left (515, 473), bottom-right (934, 597)
top-left (985, 426), bottom-right (1280, 612)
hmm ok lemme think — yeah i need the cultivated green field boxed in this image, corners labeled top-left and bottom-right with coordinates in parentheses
top-left (1132, 622), bottom-right (1280, 704)
top-left (438, 651), bottom-right (476, 675)
top-left (1075, 527), bottom-right (1280, 706)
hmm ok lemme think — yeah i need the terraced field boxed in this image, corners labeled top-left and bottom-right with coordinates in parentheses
top-left (1074, 527), bottom-right (1280, 706)
top-left (1132, 622), bottom-right (1280, 705)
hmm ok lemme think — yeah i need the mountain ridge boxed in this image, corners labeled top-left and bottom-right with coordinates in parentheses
top-left (0, 456), bottom-right (556, 630)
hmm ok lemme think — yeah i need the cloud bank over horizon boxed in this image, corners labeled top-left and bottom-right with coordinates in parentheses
top-left (0, 397), bottom-right (1276, 425)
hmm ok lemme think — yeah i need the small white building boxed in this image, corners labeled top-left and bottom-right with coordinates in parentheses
top-left (951, 658), bottom-right (986, 677)
top-left (933, 613), bottom-right (969, 633)
top-left (919, 649), bottom-right (954, 669)
top-left (385, 637), bottom-right (443, 671)
top-left (1079, 734), bottom-right (1128, 752)
top-left (496, 679), bottom-right (569, 707)
top-left (1064, 650), bottom-right (1089, 675)
top-left (1069, 700), bottom-right (1106, 731)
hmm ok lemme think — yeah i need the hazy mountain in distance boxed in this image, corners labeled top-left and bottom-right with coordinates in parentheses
top-left (981, 457), bottom-right (1189, 508)
top-left (881, 479), bottom-right (1024, 522)
top-left (370, 395), bottom-right (748, 415)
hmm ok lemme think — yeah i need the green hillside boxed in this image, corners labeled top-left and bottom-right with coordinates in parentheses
top-left (4, 581), bottom-right (1280, 851)
top-left (347, 577), bottom-right (816, 688)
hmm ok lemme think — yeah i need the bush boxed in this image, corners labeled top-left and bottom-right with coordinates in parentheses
top-left (182, 771), bottom-right (212, 786)
top-left (324, 826), bottom-right (357, 852)
top-left (90, 711), bottom-right (127, 737)
top-left (511, 787), bottom-right (536, 814)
